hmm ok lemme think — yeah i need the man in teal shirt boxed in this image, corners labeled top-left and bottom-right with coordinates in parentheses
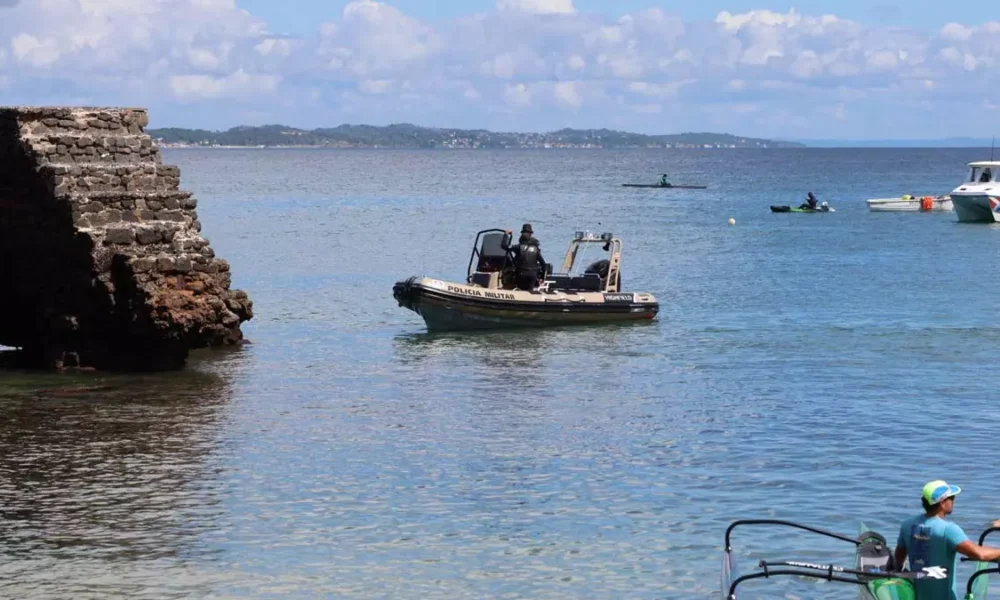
top-left (894, 480), bottom-right (1000, 599)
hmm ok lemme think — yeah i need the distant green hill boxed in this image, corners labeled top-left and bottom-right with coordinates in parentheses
top-left (147, 123), bottom-right (804, 149)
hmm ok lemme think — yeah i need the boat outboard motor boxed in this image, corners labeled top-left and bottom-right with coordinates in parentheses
top-left (856, 530), bottom-right (895, 581)
top-left (585, 259), bottom-right (610, 279)
top-left (392, 276), bottom-right (419, 310)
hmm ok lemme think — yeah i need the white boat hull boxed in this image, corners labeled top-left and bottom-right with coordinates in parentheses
top-left (865, 197), bottom-right (953, 212)
top-left (951, 192), bottom-right (1000, 223)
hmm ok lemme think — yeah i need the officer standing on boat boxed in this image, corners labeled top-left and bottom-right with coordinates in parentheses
top-left (893, 480), bottom-right (1000, 600)
top-left (503, 223), bottom-right (547, 291)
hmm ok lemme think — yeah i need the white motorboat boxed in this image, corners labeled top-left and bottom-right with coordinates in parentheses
top-left (866, 195), bottom-right (953, 212)
top-left (950, 161), bottom-right (1000, 222)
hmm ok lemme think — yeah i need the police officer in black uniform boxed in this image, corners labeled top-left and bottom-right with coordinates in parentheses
top-left (503, 223), bottom-right (547, 291)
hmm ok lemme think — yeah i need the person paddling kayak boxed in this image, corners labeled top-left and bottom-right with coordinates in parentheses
top-left (658, 174), bottom-right (669, 187)
top-left (800, 192), bottom-right (818, 210)
top-left (894, 480), bottom-right (1000, 600)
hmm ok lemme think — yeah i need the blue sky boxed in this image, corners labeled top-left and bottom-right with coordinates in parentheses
top-left (1, 0), bottom-right (998, 140)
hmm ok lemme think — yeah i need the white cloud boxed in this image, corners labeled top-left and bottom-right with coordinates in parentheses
top-left (504, 82), bottom-right (532, 107)
top-left (496, 0), bottom-right (575, 15)
top-left (255, 38), bottom-right (293, 57)
top-left (11, 33), bottom-right (61, 67)
top-left (626, 80), bottom-right (690, 99)
top-left (940, 23), bottom-right (972, 42)
top-left (1, 2), bottom-right (1000, 137)
top-left (187, 47), bottom-right (224, 70)
top-left (169, 69), bottom-right (280, 101)
top-left (866, 50), bottom-right (898, 71)
top-left (715, 9), bottom-right (801, 32)
top-left (790, 50), bottom-right (823, 78)
top-left (603, 55), bottom-right (644, 78)
top-left (481, 49), bottom-right (545, 79)
top-left (358, 79), bottom-right (392, 94)
top-left (321, 0), bottom-right (440, 75)
top-left (552, 81), bottom-right (581, 108)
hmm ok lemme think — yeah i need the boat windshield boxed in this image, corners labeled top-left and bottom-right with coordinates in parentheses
top-left (565, 243), bottom-right (610, 277)
top-left (970, 166), bottom-right (995, 183)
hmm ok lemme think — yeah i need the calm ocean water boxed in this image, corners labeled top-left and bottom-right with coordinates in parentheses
top-left (2, 147), bottom-right (1000, 599)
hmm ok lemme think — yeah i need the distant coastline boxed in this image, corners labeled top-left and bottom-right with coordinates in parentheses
top-left (147, 123), bottom-right (804, 149)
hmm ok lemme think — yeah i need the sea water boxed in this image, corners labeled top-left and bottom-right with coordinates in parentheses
top-left (1, 147), bottom-right (998, 599)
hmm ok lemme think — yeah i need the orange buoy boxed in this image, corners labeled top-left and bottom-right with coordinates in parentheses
top-left (921, 196), bottom-right (934, 211)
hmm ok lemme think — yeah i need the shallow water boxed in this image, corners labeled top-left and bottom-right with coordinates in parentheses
top-left (2, 147), bottom-right (999, 599)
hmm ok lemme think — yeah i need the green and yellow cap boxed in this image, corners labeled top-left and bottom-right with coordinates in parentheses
top-left (922, 480), bottom-right (962, 505)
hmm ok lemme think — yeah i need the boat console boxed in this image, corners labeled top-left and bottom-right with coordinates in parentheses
top-left (465, 228), bottom-right (624, 293)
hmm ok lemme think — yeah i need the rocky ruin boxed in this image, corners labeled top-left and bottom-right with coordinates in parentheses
top-left (0, 107), bottom-right (252, 371)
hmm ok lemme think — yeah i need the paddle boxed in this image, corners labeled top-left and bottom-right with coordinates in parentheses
top-left (759, 560), bottom-right (948, 581)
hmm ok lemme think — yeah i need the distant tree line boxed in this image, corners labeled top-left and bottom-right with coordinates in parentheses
top-left (146, 123), bottom-right (805, 148)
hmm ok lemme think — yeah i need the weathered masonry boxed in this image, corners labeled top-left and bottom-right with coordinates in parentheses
top-left (0, 107), bottom-right (252, 371)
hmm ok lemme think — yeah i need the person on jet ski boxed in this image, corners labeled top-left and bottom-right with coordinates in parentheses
top-left (800, 192), bottom-right (818, 210)
top-left (503, 223), bottom-right (547, 290)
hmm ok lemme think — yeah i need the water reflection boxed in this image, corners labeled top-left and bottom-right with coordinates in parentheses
top-left (0, 352), bottom-right (238, 593)
top-left (393, 329), bottom-right (546, 369)
top-left (392, 321), bottom-right (658, 368)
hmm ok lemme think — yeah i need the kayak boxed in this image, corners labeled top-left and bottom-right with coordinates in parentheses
top-left (621, 183), bottom-right (707, 189)
top-left (722, 519), bottom-right (946, 600)
top-left (770, 205), bottom-right (836, 213)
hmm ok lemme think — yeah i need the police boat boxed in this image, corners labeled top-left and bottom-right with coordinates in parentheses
top-left (392, 229), bottom-right (660, 331)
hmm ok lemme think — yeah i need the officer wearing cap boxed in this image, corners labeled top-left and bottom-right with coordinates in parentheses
top-left (502, 223), bottom-right (547, 291)
top-left (893, 480), bottom-right (1000, 599)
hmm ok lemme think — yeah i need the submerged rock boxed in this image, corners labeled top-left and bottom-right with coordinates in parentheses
top-left (0, 106), bottom-right (253, 371)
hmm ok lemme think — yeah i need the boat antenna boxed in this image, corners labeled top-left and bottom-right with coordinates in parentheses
top-left (992, 136), bottom-right (996, 161)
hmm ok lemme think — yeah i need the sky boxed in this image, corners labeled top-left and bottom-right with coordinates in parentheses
top-left (0, 0), bottom-right (998, 140)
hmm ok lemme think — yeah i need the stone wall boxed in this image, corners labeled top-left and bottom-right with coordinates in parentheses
top-left (0, 106), bottom-right (252, 371)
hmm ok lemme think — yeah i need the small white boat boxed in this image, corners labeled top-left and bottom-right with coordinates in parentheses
top-left (950, 161), bottom-right (1000, 222)
top-left (865, 195), bottom-right (953, 212)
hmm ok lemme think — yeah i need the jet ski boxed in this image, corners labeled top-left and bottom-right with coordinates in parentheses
top-left (771, 201), bottom-right (835, 213)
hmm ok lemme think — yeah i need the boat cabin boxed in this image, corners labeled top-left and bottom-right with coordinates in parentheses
top-left (465, 229), bottom-right (623, 293)
top-left (967, 161), bottom-right (1000, 184)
